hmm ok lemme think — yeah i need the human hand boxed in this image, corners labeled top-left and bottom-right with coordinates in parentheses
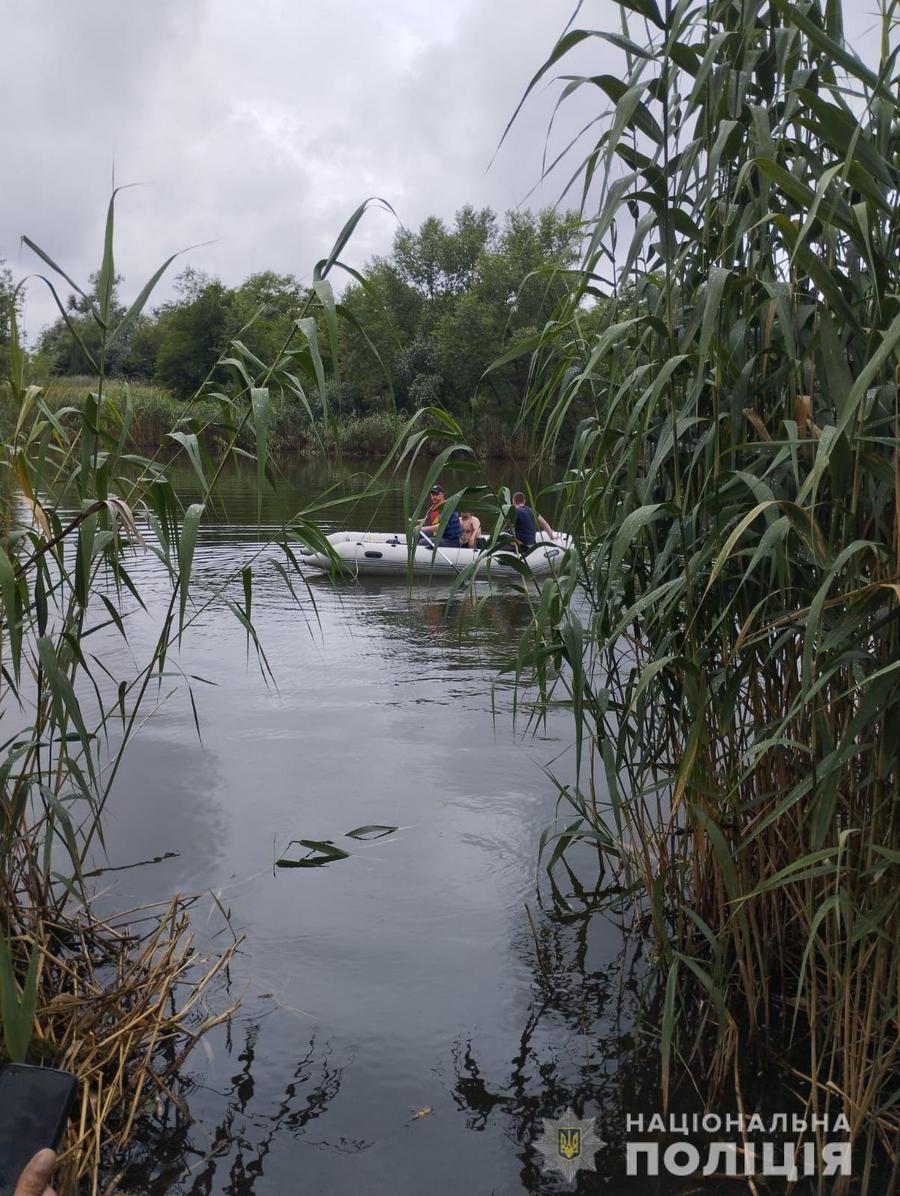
top-left (14, 1150), bottom-right (57, 1196)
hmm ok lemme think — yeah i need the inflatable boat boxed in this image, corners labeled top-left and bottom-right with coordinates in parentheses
top-left (299, 530), bottom-right (572, 579)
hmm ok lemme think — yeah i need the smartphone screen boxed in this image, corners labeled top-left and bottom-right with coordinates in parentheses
top-left (0, 1064), bottom-right (77, 1196)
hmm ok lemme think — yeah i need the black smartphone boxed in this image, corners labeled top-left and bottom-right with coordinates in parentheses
top-left (0, 1063), bottom-right (77, 1196)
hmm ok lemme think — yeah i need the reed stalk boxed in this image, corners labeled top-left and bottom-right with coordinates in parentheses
top-left (500, 0), bottom-right (899, 1186)
top-left (1, 195), bottom-right (371, 1187)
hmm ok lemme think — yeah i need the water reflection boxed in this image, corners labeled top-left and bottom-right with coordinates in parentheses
top-left (118, 1025), bottom-right (353, 1196)
top-left (448, 911), bottom-right (648, 1194)
top-left (117, 907), bottom-right (677, 1195)
top-left (83, 459), bottom-right (634, 1194)
top-left (342, 581), bottom-right (537, 675)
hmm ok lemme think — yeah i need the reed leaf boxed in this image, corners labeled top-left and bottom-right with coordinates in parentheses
top-left (503, 0), bottom-right (899, 1174)
top-left (0, 935), bottom-right (40, 1063)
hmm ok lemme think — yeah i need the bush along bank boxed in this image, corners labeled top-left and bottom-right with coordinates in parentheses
top-left (2, 376), bottom-right (537, 460)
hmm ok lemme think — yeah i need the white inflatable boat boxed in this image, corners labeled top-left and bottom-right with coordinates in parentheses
top-left (299, 530), bottom-right (572, 579)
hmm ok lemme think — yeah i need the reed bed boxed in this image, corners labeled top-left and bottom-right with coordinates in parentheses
top-left (5, 891), bottom-right (238, 1195)
top-left (2, 197), bottom-right (371, 1189)
top-left (495, 0), bottom-right (900, 1188)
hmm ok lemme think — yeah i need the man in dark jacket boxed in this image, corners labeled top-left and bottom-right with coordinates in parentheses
top-left (512, 492), bottom-right (554, 553)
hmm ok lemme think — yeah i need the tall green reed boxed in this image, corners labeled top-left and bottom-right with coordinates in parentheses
top-left (0, 191), bottom-right (379, 1182)
top-left (495, 0), bottom-right (898, 1186)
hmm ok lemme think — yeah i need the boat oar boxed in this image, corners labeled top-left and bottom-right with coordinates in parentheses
top-left (416, 528), bottom-right (463, 576)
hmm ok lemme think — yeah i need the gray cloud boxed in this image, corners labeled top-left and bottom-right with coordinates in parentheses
top-left (0, 0), bottom-right (884, 338)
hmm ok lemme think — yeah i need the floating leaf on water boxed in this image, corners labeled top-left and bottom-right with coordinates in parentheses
top-left (345, 825), bottom-right (399, 841)
top-left (276, 839), bottom-right (351, 868)
top-left (411, 1106), bottom-right (433, 1121)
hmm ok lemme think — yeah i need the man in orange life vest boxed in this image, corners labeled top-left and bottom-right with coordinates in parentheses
top-left (416, 484), bottom-right (463, 547)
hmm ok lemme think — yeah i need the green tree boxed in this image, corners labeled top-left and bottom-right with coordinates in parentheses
top-left (231, 271), bottom-right (306, 365)
top-left (119, 313), bottom-right (163, 378)
top-left (394, 206), bottom-right (496, 299)
top-left (153, 270), bottom-right (239, 398)
top-left (338, 207), bottom-right (581, 418)
top-left (150, 269), bottom-right (307, 399)
top-left (34, 271), bottom-right (127, 376)
top-left (396, 337), bottom-right (442, 409)
top-left (337, 259), bottom-right (423, 412)
top-left (0, 260), bottom-right (16, 380)
top-left (432, 207), bottom-right (582, 415)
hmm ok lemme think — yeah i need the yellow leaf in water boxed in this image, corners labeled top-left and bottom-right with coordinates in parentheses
top-left (411, 1106), bottom-right (433, 1120)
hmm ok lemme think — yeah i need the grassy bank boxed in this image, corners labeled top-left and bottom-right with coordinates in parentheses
top-left (2, 375), bottom-right (534, 460)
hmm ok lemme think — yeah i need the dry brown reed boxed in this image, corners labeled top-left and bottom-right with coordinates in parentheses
top-left (4, 894), bottom-right (239, 1195)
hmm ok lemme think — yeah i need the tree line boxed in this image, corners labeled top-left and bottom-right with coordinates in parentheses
top-left (0, 261), bottom-right (18, 382)
top-left (24, 206), bottom-right (584, 422)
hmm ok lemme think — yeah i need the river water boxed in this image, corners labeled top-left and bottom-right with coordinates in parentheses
top-left (89, 460), bottom-right (650, 1195)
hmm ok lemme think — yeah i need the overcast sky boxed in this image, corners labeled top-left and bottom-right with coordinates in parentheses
top-left (0, 1), bottom-right (886, 339)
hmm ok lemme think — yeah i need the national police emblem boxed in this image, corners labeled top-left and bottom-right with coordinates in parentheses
top-left (559, 1125), bottom-right (582, 1160)
top-left (535, 1107), bottom-right (604, 1184)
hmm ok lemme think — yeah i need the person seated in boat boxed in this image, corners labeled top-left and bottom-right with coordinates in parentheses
top-left (459, 512), bottom-right (482, 548)
top-left (417, 484), bottom-right (462, 547)
top-left (511, 492), bottom-right (554, 554)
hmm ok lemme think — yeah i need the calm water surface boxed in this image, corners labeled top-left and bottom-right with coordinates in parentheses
top-left (89, 461), bottom-right (652, 1195)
